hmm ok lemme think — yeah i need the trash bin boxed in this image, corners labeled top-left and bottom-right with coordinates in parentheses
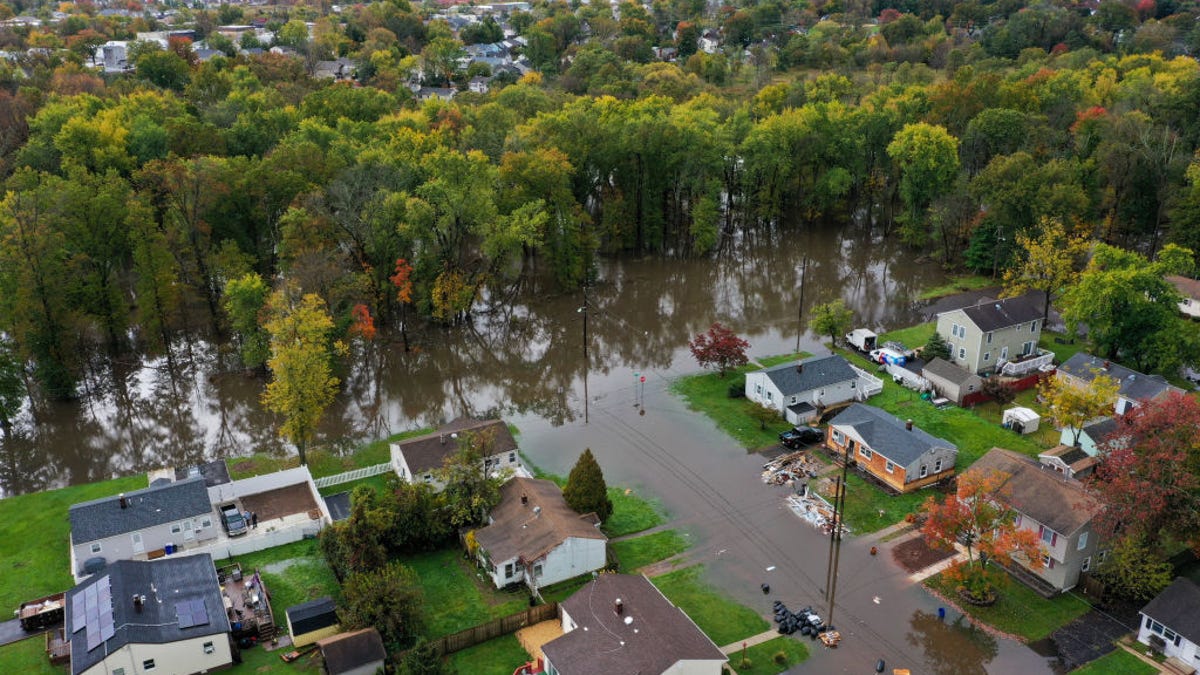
top-left (164, 543), bottom-right (175, 555)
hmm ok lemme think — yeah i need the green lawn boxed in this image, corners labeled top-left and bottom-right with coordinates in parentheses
top-left (834, 472), bottom-right (930, 534)
top-left (316, 473), bottom-right (392, 498)
top-left (611, 530), bottom-right (690, 571)
top-left (447, 634), bottom-right (530, 675)
top-left (1041, 330), bottom-right (1086, 366)
top-left (538, 575), bottom-right (592, 604)
top-left (228, 427), bottom-right (434, 480)
top-left (917, 275), bottom-right (996, 301)
top-left (216, 538), bottom-right (341, 626)
top-left (604, 486), bottom-right (667, 537)
top-left (755, 351), bottom-right (812, 368)
top-left (878, 322), bottom-right (938, 350)
top-left (402, 549), bottom-right (528, 638)
top-left (727, 636), bottom-right (809, 673)
top-left (0, 473), bottom-right (147, 611)
top-left (671, 365), bottom-right (793, 450)
top-left (230, 641), bottom-right (324, 674)
top-left (925, 571), bottom-right (1091, 642)
top-left (1070, 648), bottom-right (1157, 675)
top-left (651, 566), bottom-right (769, 646)
top-left (0, 635), bottom-right (65, 674)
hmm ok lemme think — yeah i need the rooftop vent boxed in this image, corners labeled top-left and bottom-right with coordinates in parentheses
top-left (615, 599), bottom-right (623, 615)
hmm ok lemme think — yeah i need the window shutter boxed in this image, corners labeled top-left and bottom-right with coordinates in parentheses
top-left (1175, 634), bottom-right (1182, 646)
top-left (1038, 524), bottom-right (1044, 538)
top-left (1051, 532), bottom-right (1058, 547)
top-left (1048, 558), bottom-right (1055, 569)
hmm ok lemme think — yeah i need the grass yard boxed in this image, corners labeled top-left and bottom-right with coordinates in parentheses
top-left (726, 636), bottom-right (809, 673)
top-left (447, 634), bottom-right (530, 675)
top-left (1070, 647), bottom-right (1157, 675)
top-left (228, 427), bottom-right (435, 480)
top-left (671, 365), bottom-right (794, 450)
top-left (0, 635), bottom-right (65, 674)
top-left (925, 571), bottom-right (1091, 642)
top-left (878, 322), bottom-right (938, 350)
top-left (316, 473), bottom-right (392, 498)
top-left (754, 351), bottom-right (812, 368)
top-left (834, 473), bottom-right (929, 534)
top-left (538, 575), bottom-right (592, 604)
top-left (217, 538), bottom-right (341, 625)
top-left (604, 486), bottom-right (667, 537)
top-left (402, 548), bottom-right (529, 638)
top-left (1040, 330), bottom-right (1087, 367)
top-left (651, 566), bottom-right (769, 646)
top-left (231, 641), bottom-right (324, 674)
top-left (611, 530), bottom-right (690, 571)
top-left (0, 473), bottom-right (147, 611)
top-left (917, 275), bottom-right (996, 301)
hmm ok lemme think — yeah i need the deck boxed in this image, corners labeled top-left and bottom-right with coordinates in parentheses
top-left (218, 564), bottom-right (277, 643)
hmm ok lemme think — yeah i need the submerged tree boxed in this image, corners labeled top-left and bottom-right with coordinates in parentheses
top-left (222, 272), bottom-right (270, 370)
top-left (688, 322), bottom-right (750, 377)
top-left (809, 299), bottom-right (854, 347)
top-left (563, 448), bottom-right (613, 522)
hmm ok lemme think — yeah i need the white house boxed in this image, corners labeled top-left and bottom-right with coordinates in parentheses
top-left (1138, 578), bottom-right (1200, 667)
top-left (66, 553), bottom-right (232, 675)
top-left (69, 476), bottom-right (219, 582)
top-left (744, 354), bottom-right (880, 424)
top-left (472, 477), bottom-right (607, 590)
top-left (1167, 275), bottom-right (1200, 319)
top-left (542, 574), bottom-right (727, 675)
top-left (390, 418), bottom-right (525, 489)
top-left (1056, 353), bottom-right (1183, 416)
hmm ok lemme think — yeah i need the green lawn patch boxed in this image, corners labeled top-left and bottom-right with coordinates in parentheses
top-left (216, 539), bottom-right (340, 625)
top-left (538, 575), bottom-right (592, 604)
top-left (604, 486), bottom-right (666, 537)
top-left (835, 473), bottom-right (929, 534)
top-left (671, 365), bottom-right (793, 450)
top-left (316, 473), bottom-right (392, 498)
top-left (612, 530), bottom-right (690, 571)
top-left (228, 427), bottom-right (434, 480)
top-left (447, 634), bottom-right (530, 675)
top-left (755, 351), bottom-right (813, 368)
top-left (925, 571), bottom-right (1091, 642)
top-left (0, 635), bottom-right (66, 674)
top-left (232, 641), bottom-right (324, 674)
top-left (1070, 648), bottom-right (1157, 675)
top-left (1041, 330), bottom-right (1086, 366)
top-left (402, 548), bottom-right (528, 638)
top-left (727, 636), bottom-right (809, 673)
top-left (878, 322), bottom-right (937, 350)
top-left (651, 566), bottom-right (769, 646)
top-left (0, 473), bottom-right (147, 611)
top-left (917, 275), bottom-right (995, 301)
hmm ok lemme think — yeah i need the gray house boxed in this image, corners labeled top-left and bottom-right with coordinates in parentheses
top-left (972, 448), bottom-right (1104, 594)
top-left (69, 476), bottom-right (218, 581)
top-left (744, 354), bottom-right (881, 424)
top-left (1056, 353), bottom-right (1183, 416)
top-left (935, 295), bottom-right (1044, 375)
top-left (921, 357), bottom-right (984, 405)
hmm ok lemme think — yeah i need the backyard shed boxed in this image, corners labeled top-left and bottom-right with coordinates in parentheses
top-left (316, 627), bottom-right (387, 675)
top-left (285, 597), bottom-right (340, 648)
top-left (1002, 407), bottom-right (1040, 434)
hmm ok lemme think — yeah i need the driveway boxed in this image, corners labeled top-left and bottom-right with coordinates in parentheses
top-left (513, 369), bottom-right (1056, 673)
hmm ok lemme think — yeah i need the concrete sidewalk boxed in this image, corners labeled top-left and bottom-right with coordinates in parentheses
top-left (720, 628), bottom-right (786, 654)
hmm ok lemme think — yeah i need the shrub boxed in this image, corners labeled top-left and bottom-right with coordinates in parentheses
top-left (774, 650), bottom-right (789, 665)
top-left (728, 375), bottom-right (746, 398)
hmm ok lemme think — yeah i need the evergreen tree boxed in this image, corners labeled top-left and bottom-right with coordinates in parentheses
top-left (923, 331), bottom-right (952, 361)
top-left (563, 448), bottom-right (613, 522)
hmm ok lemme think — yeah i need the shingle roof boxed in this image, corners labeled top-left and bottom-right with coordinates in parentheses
top-left (829, 403), bottom-right (957, 466)
top-left (286, 597), bottom-right (338, 636)
top-left (473, 478), bottom-right (606, 565)
top-left (393, 418), bottom-right (518, 475)
top-left (922, 358), bottom-right (979, 386)
top-left (1058, 353), bottom-right (1180, 403)
top-left (971, 448), bottom-right (1103, 536)
top-left (66, 554), bottom-right (229, 675)
top-left (1038, 445), bottom-right (1100, 475)
top-left (1081, 416), bottom-right (1120, 443)
top-left (1167, 275), bottom-right (1200, 301)
top-left (69, 476), bottom-right (213, 544)
top-left (945, 295), bottom-right (1042, 332)
top-left (1141, 578), bottom-right (1200, 645)
top-left (317, 628), bottom-right (387, 674)
top-left (760, 354), bottom-right (858, 396)
top-left (543, 575), bottom-right (726, 674)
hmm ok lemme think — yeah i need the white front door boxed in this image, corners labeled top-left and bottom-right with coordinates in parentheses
top-left (1000, 346), bottom-right (1009, 361)
top-left (183, 521), bottom-right (194, 541)
top-left (131, 532), bottom-right (144, 554)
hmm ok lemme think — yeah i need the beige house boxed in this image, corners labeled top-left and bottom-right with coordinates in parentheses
top-left (1056, 353), bottom-right (1183, 416)
top-left (1166, 275), bottom-right (1200, 318)
top-left (935, 295), bottom-right (1045, 375)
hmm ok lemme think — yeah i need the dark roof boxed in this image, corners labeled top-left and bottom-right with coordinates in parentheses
top-left (922, 358), bottom-right (980, 386)
top-left (1141, 578), bottom-right (1200, 645)
top-left (1081, 417), bottom-right (1120, 443)
top-left (971, 448), bottom-right (1103, 536)
top-left (287, 597), bottom-right (338, 636)
top-left (324, 492), bottom-right (351, 522)
top-left (393, 418), bottom-right (518, 475)
top-left (759, 354), bottom-right (858, 396)
top-left (1059, 353), bottom-right (1179, 402)
top-left (474, 478), bottom-right (606, 564)
top-left (66, 554), bottom-right (229, 675)
top-left (175, 460), bottom-right (232, 487)
top-left (787, 401), bottom-right (816, 416)
top-left (70, 476), bottom-right (213, 544)
top-left (1038, 445), bottom-right (1100, 476)
top-left (946, 294), bottom-right (1042, 332)
top-left (317, 628), bottom-right (387, 674)
top-left (829, 404), bottom-right (957, 466)
top-left (543, 575), bottom-right (726, 674)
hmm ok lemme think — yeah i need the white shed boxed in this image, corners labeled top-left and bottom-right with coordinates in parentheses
top-left (1002, 407), bottom-right (1040, 434)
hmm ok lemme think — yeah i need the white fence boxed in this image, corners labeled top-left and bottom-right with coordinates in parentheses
top-left (312, 462), bottom-right (394, 489)
top-left (850, 365), bottom-right (886, 397)
top-left (999, 349), bottom-right (1055, 377)
top-left (208, 523), bottom-right (324, 560)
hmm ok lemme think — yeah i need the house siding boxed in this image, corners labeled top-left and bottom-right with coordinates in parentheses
top-left (72, 513), bottom-right (219, 578)
top-left (485, 536), bottom-right (606, 589)
top-left (79, 634), bottom-right (233, 675)
top-left (824, 427), bottom-right (955, 493)
top-left (1011, 515), bottom-right (1098, 592)
top-left (937, 310), bottom-right (1042, 375)
top-left (1137, 615), bottom-right (1200, 663)
top-left (661, 659), bottom-right (728, 674)
top-left (744, 370), bottom-right (858, 421)
top-left (923, 368), bottom-right (983, 406)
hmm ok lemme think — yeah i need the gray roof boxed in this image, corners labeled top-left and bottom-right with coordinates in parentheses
top-left (922, 358), bottom-right (980, 386)
top-left (544, 575), bottom-right (726, 674)
top-left (394, 418), bottom-right (518, 474)
top-left (946, 294), bottom-right (1042, 332)
top-left (318, 628), bottom-right (387, 674)
top-left (1081, 416), bottom-right (1120, 443)
top-left (829, 403), bottom-right (957, 466)
top-left (67, 554), bottom-right (229, 675)
top-left (1059, 353), bottom-right (1180, 403)
top-left (70, 476), bottom-right (213, 544)
top-left (971, 448), bottom-right (1102, 536)
top-left (1141, 578), bottom-right (1200, 645)
top-left (760, 354), bottom-right (858, 397)
top-left (175, 460), bottom-right (232, 487)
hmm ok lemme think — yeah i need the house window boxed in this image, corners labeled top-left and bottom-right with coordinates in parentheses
top-left (920, 465), bottom-right (927, 478)
top-left (767, 392), bottom-right (774, 402)
top-left (1077, 532), bottom-right (1088, 550)
top-left (832, 430), bottom-right (843, 444)
top-left (1149, 620), bottom-right (1180, 644)
top-left (983, 352), bottom-right (990, 362)
top-left (203, 641), bottom-right (214, 654)
top-left (1014, 514), bottom-right (1022, 527)
top-left (859, 446), bottom-right (873, 460)
top-left (509, 452), bottom-right (516, 463)
top-left (90, 543), bottom-right (102, 554)
top-left (1022, 341), bottom-right (1034, 355)
top-left (423, 474), bottom-right (432, 483)
top-left (850, 381), bottom-right (856, 388)
top-left (755, 384), bottom-right (763, 395)
top-left (1041, 527), bottom-right (1057, 546)
top-left (143, 660), bottom-right (156, 671)
top-left (934, 459), bottom-right (943, 473)
top-left (1081, 556), bottom-right (1091, 572)
top-left (1041, 553), bottom-right (1054, 569)
top-left (533, 563), bottom-right (543, 577)
top-left (885, 461), bottom-right (895, 474)
top-left (1099, 550), bottom-right (1108, 564)
top-left (113, 669), bottom-right (125, 675)
top-left (201, 518), bottom-right (212, 529)
top-left (790, 396), bottom-right (798, 404)
top-left (1001, 346), bottom-right (1009, 361)
top-left (987, 332), bottom-right (993, 344)
top-left (170, 523), bottom-right (182, 534)
top-left (1031, 320), bottom-right (1038, 333)
top-left (504, 563), bottom-right (513, 578)
top-left (958, 347), bottom-right (966, 359)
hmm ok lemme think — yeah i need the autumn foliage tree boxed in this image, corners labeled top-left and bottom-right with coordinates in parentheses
top-left (1039, 371), bottom-right (1119, 447)
top-left (921, 469), bottom-right (1042, 601)
top-left (688, 322), bottom-right (750, 377)
top-left (1002, 218), bottom-right (1091, 323)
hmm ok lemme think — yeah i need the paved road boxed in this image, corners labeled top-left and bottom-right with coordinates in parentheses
top-left (514, 368), bottom-right (1056, 674)
top-left (0, 617), bottom-right (51, 648)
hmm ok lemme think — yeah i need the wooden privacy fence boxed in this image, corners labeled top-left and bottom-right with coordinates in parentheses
top-left (413, 602), bottom-right (559, 658)
top-left (312, 462), bottom-right (394, 489)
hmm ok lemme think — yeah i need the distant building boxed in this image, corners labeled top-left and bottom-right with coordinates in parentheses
top-left (1137, 577), bottom-right (1200, 665)
top-left (935, 295), bottom-right (1046, 375)
top-left (1056, 353), bottom-right (1183, 416)
top-left (1166, 275), bottom-right (1200, 318)
top-left (390, 418), bottom-right (524, 489)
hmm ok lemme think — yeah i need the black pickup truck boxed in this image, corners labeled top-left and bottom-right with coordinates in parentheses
top-left (779, 426), bottom-right (824, 449)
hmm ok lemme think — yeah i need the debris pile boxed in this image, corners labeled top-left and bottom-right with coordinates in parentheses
top-left (761, 451), bottom-right (823, 485)
top-left (773, 600), bottom-right (838, 646)
top-left (785, 492), bottom-right (849, 536)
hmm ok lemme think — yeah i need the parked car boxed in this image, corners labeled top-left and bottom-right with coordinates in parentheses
top-left (779, 426), bottom-right (824, 449)
top-left (869, 348), bottom-right (907, 366)
top-left (220, 503), bottom-right (248, 537)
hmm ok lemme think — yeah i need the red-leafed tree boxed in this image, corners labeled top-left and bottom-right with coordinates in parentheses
top-left (348, 304), bottom-right (376, 341)
top-left (688, 322), bottom-right (750, 377)
top-left (921, 469), bottom-right (1042, 602)
top-left (390, 258), bottom-right (414, 352)
top-left (1090, 392), bottom-right (1200, 551)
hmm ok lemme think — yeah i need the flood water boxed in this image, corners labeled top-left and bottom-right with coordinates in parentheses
top-left (0, 223), bottom-right (947, 496)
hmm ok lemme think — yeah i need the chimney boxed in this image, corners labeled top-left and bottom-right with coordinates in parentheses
top-left (615, 599), bottom-right (623, 615)
top-left (905, 419), bottom-right (913, 431)
top-left (795, 363), bottom-right (804, 374)
top-left (119, 493), bottom-right (127, 509)
top-left (1102, 361), bottom-right (1110, 370)
top-left (521, 494), bottom-right (528, 506)
top-left (132, 594), bottom-right (143, 612)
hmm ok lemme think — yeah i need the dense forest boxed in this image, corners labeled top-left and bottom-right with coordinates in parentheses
top-left (1, 0), bottom-right (1200, 419)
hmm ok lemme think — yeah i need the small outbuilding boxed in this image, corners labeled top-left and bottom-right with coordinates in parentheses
top-left (316, 627), bottom-right (387, 675)
top-left (1002, 407), bottom-right (1040, 435)
top-left (922, 357), bottom-right (985, 406)
top-left (286, 597), bottom-right (340, 648)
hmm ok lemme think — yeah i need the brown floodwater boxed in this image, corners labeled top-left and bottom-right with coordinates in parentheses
top-left (0, 222), bottom-right (947, 496)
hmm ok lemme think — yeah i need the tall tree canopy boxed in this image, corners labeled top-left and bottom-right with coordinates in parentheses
top-left (563, 448), bottom-right (613, 522)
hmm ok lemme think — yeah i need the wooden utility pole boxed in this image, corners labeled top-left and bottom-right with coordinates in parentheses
top-left (796, 256), bottom-right (808, 353)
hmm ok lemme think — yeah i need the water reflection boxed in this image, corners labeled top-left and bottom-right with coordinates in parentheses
top-left (907, 609), bottom-right (999, 675)
top-left (0, 223), bottom-right (948, 495)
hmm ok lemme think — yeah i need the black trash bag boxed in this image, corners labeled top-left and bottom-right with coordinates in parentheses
top-left (800, 625), bottom-right (811, 636)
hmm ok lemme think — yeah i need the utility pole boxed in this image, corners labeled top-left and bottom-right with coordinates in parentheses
top-left (826, 452), bottom-right (853, 626)
top-left (796, 255), bottom-right (808, 353)
top-left (578, 289), bottom-right (590, 424)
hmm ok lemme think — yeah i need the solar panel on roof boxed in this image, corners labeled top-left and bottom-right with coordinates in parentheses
top-left (71, 599), bottom-right (86, 634)
top-left (85, 621), bottom-right (100, 651)
top-left (176, 601), bottom-right (195, 629)
top-left (189, 598), bottom-right (209, 627)
top-left (99, 613), bottom-right (114, 642)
